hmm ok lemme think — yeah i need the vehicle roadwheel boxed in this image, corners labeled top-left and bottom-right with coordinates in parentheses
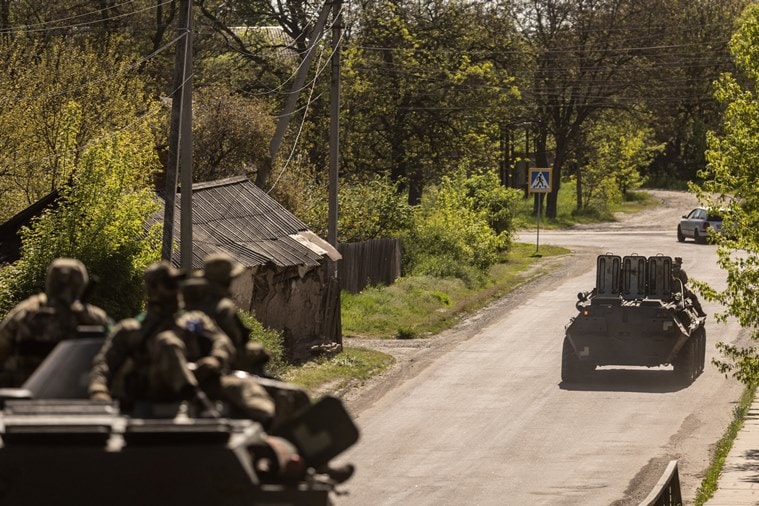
top-left (673, 338), bottom-right (696, 384)
top-left (677, 226), bottom-right (685, 243)
top-left (694, 229), bottom-right (706, 244)
top-left (561, 336), bottom-right (594, 383)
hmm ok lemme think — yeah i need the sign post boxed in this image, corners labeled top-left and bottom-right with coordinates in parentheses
top-left (528, 168), bottom-right (552, 255)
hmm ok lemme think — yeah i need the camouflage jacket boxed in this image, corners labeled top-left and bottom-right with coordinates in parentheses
top-left (89, 310), bottom-right (234, 401)
top-left (0, 293), bottom-right (110, 387)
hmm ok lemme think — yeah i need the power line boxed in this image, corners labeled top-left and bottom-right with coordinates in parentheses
top-left (0, 0), bottom-right (173, 35)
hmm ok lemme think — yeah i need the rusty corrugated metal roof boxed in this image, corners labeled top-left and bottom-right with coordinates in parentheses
top-left (160, 176), bottom-right (335, 269)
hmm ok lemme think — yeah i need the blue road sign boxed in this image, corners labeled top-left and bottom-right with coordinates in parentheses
top-left (529, 168), bottom-right (552, 193)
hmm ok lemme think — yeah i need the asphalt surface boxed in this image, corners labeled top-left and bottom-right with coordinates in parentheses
top-left (335, 190), bottom-right (749, 506)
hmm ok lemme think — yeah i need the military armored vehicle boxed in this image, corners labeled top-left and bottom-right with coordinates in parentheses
top-left (562, 254), bottom-right (706, 384)
top-left (0, 338), bottom-right (359, 505)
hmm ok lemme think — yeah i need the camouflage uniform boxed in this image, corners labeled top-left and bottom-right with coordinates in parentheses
top-left (200, 253), bottom-right (271, 374)
top-left (0, 258), bottom-right (110, 387)
top-left (89, 262), bottom-right (233, 407)
top-left (180, 276), bottom-right (275, 423)
top-left (196, 254), bottom-right (310, 426)
top-left (673, 257), bottom-right (705, 317)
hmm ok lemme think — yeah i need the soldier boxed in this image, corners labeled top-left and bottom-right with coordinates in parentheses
top-left (179, 277), bottom-right (276, 423)
top-left (0, 258), bottom-right (110, 387)
top-left (673, 257), bottom-right (706, 317)
top-left (89, 262), bottom-right (233, 412)
top-left (201, 253), bottom-right (271, 375)
top-left (190, 255), bottom-right (311, 425)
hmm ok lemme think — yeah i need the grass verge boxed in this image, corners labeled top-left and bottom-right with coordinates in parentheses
top-left (514, 181), bottom-right (656, 230)
top-left (281, 347), bottom-right (395, 395)
top-left (694, 382), bottom-right (758, 505)
top-left (342, 242), bottom-right (570, 339)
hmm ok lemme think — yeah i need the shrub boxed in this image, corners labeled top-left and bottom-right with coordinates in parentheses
top-left (0, 109), bottom-right (161, 320)
top-left (402, 169), bottom-right (516, 285)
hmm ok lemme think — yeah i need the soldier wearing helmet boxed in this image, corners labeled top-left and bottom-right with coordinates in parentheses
top-left (178, 276), bottom-right (275, 423)
top-left (672, 257), bottom-right (706, 317)
top-left (199, 252), bottom-right (272, 375)
top-left (0, 258), bottom-right (111, 387)
top-left (89, 261), bottom-right (235, 411)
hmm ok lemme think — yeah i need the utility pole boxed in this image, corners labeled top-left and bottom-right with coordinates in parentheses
top-left (162, 0), bottom-right (193, 272)
top-left (328, 0), bottom-right (341, 253)
top-left (260, 2), bottom-right (332, 188)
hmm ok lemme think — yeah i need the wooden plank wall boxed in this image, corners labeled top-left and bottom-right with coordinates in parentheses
top-left (338, 238), bottom-right (402, 293)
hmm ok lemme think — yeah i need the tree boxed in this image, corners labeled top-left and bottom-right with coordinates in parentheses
top-left (512, 0), bottom-right (662, 218)
top-left (638, 0), bottom-right (750, 184)
top-left (694, 3), bottom-right (759, 384)
top-left (342, 0), bottom-right (521, 205)
top-left (577, 111), bottom-right (662, 213)
top-left (0, 37), bottom-right (155, 221)
top-left (0, 107), bottom-right (162, 321)
top-left (192, 84), bottom-right (275, 182)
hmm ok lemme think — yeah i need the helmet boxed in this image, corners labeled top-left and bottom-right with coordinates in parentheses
top-left (143, 261), bottom-right (184, 308)
top-left (180, 277), bottom-right (210, 310)
top-left (202, 253), bottom-right (244, 287)
top-left (144, 261), bottom-right (184, 291)
top-left (45, 258), bottom-right (89, 305)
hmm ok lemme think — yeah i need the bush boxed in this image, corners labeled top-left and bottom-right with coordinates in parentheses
top-left (282, 173), bottom-right (413, 243)
top-left (402, 169), bottom-right (516, 285)
top-left (0, 112), bottom-right (161, 320)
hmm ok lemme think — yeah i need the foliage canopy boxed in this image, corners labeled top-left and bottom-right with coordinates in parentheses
top-left (694, 3), bottom-right (759, 384)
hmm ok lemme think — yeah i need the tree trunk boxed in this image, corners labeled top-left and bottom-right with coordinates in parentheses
top-left (534, 126), bottom-right (550, 217)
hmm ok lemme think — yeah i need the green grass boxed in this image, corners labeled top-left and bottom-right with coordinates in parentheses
top-left (342, 242), bottom-right (569, 339)
top-left (513, 180), bottom-right (656, 230)
top-left (282, 346), bottom-right (395, 393)
top-left (694, 382), bottom-right (757, 505)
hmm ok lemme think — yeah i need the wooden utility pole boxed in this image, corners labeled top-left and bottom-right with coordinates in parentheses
top-left (162, 0), bottom-right (193, 271)
top-left (328, 0), bottom-right (341, 252)
top-left (261, 1), bottom-right (333, 188)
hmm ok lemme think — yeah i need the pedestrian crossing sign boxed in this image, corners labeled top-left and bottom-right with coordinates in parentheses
top-left (529, 168), bottom-right (552, 193)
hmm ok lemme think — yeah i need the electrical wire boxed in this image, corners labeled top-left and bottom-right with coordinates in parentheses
top-left (0, 0), bottom-right (173, 35)
top-left (267, 51), bottom-right (326, 195)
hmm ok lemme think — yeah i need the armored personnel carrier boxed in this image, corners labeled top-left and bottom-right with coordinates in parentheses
top-left (0, 338), bottom-right (359, 505)
top-left (562, 254), bottom-right (706, 384)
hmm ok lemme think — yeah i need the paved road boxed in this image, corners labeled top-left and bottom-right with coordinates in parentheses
top-left (335, 190), bottom-right (747, 506)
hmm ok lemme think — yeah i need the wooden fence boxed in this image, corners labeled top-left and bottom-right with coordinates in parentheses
top-left (338, 238), bottom-right (402, 293)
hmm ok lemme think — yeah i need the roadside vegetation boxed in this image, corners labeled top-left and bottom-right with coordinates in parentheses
top-left (694, 383), bottom-right (758, 505)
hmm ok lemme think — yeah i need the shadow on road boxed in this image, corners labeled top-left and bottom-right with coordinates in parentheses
top-left (559, 368), bottom-right (693, 393)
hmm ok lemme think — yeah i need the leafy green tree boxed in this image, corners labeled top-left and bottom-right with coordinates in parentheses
top-left (578, 112), bottom-right (662, 213)
top-left (637, 0), bottom-right (750, 185)
top-left (693, 3), bottom-right (759, 384)
top-left (0, 37), bottom-right (155, 221)
top-left (0, 107), bottom-right (162, 321)
top-left (342, 0), bottom-right (520, 205)
top-left (402, 169), bottom-right (515, 287)
top-left (512, 0), bottom-right (660, 218)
